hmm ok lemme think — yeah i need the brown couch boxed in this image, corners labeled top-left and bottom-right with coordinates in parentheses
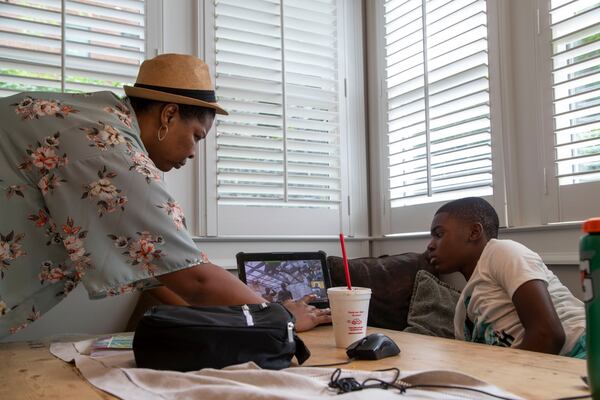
top-left (327, 252), bottom-right (436, 331)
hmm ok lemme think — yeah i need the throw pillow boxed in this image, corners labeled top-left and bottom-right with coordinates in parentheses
top-left (404, 269), bottom-right (461, 338)
top-left (327, 252), bottom-right (436, 330)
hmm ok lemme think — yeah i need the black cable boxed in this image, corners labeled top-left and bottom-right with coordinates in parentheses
top-left (303, 358), bottom-right (354, 368)
top-left (328, 368), bottom-right (363, 393)
top-left (374, 366), bottom-right (402, 374)
top-left (553, 395), bottom-right (591, 400)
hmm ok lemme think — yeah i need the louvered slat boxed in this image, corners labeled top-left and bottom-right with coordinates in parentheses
top-left (550, 0), bottom-right (600, 186)
top-left (0, 0), bottom-right (62, 95)
top-left (214, 0), bottom-right (341, 208)
top-left (64, 0), bottom-right (144, 94)
top-left (385, 0), bottom-right (492, 207)
top-left (0, 0), bottom-right (144, 96)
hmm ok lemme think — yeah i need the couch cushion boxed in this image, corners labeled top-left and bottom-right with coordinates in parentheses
top-left (403, 269), bottom-right (461, 338)
top-left (327, 253), bottom-right (435, 330)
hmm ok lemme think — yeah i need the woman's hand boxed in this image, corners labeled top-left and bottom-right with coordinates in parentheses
top-left (282, 294), bottom-right (331, 332)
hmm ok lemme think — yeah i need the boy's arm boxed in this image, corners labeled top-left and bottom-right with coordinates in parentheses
top-left (512, 279), bottom-right (565, 354)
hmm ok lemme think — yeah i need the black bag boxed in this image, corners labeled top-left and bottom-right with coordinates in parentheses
top-left (132, 303), bottom-right (311, 371)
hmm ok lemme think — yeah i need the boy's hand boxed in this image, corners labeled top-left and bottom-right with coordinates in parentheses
top-left (283, 294), bottom-right (331, 332)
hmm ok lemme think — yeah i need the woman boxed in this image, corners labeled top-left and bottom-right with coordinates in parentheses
top-left (0, 54), bottom-right (330, 339)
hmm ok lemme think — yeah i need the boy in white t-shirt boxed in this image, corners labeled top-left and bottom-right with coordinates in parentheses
top-left (426, 197), bottom-right (586, 357)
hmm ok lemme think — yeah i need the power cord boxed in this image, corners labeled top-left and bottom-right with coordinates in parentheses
top-left (302, 358), bottom-right (355, 368)
top-left (327, 368), bottom-right (592, 400)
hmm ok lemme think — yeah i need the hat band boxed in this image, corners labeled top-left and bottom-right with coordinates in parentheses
top-left (133, 83), bottom-right (216, 103)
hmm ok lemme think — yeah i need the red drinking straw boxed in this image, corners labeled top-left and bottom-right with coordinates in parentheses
top-left (339, 233), bottom-right (352, 290)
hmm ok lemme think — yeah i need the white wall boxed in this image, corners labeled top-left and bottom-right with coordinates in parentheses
top-left (6, 287), bottom-right (139, 342)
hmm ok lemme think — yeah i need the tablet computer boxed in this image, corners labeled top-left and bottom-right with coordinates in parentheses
top-left (236, 251), bottom-right (331, 308)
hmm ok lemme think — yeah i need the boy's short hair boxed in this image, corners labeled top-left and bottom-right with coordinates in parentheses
top-left (436, 197), bottom-right (499, 239)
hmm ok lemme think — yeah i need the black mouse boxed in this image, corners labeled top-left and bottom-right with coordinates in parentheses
top-left (345, 333), bottom-right (400, 360)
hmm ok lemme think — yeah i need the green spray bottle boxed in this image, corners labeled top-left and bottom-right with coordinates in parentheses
top-left (580, 218), bottom-right (600, 399)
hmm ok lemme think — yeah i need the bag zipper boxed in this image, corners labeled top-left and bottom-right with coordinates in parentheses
top-left (147, 304), bottom-right (292, 332)
top-left (242, 304), bottom-right (254, 326)
top-left (287, 321), bottom-right (294, 343)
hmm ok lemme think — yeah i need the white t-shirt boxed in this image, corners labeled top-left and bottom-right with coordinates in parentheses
top-left (454, 239), bottom-right (585, 356)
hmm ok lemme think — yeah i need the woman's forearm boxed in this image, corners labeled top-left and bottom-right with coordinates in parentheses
top-left (147, 286), bottom-right (189, 306)
top-left (157, 263), bottom-right (331, 332)
top-left (157, 263), bottom-right (265, 306)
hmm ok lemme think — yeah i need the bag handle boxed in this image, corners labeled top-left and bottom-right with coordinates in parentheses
top-left (294, 334), bottom-right (311, 364)
top-left (253, 302), bottom-right (311, 365)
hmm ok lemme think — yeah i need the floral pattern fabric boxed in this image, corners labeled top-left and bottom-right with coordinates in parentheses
top-left (0, 91), bottom-right (207, 339)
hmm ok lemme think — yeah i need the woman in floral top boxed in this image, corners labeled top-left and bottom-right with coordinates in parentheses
top-left (0, 54), bottom-right (329, 339)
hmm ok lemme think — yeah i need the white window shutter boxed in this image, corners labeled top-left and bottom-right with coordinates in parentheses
top-left (542, 0), bottom-right (600, 222)
top-left (214, 0), bottom-right (341, 209)
top-left (385, 0), bottom-right (493, 208)
top-left (0, 0), bottom-right (63, 96)
top-left (212, 0), bottom-right (343, 236)
top-left (551, 0), bottom-right (600, 186)
top-left (0, 0), bottom-right (145, 97)
top-left (283, 1), bottom-right (341, 207)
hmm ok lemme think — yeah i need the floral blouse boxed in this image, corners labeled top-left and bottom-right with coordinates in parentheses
top-left (0, 91), bottom-right (207, 338)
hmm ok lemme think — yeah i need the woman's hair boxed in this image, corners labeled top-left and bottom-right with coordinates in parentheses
top-left (436, 197), bottom-right (500, 239)
top-left (126, 96), bottom-right (216, 122)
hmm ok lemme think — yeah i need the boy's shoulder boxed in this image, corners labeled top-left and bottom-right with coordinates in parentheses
top-left (485, 239), bottom-right (538, 259)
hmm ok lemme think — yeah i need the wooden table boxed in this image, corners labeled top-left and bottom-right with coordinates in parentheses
top-left (0, 326), bottom-right (589, 399)
top-left (302, 326), bottom-right (589, 399)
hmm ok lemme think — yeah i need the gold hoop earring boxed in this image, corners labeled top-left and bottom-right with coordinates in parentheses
top-left (157, 124), bottom-right (168, 142)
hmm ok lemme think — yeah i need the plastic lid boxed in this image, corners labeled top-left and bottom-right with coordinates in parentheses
top-left (582, 218), bottom-right (600, 233)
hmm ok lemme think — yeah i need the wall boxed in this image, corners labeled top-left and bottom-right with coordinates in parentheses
top-left (6, 288), bottom-right (139, 342)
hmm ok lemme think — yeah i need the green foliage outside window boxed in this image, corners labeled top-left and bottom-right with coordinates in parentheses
top-left (0, 69), bottom-right (128, 94)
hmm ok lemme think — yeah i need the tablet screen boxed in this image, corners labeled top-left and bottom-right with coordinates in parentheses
top-left (240, 257), bottom-right (328, 303)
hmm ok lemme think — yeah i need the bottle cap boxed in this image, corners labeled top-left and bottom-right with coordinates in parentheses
top-left (582, 218), bottom-right (600, 233)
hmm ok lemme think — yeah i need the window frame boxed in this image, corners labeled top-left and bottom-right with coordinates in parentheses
top-left (367, 0), bottom-right (507, 235)
top-left (199, 0), bottom-right (368, 238)
top-left (0, 0), bottom-right (160, 96)
top-left (538, 0), bottom-right (600, 224)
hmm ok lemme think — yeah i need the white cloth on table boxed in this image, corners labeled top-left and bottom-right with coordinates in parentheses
top-left (50, 338), bottom-right (521, 400)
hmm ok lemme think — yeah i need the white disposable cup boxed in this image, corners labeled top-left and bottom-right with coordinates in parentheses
top-left (327, 286), bottom-right (372, 348)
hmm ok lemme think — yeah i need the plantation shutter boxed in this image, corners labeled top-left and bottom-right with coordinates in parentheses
top-left (544, 0), bottom-right (600, 222)
top-left (214, 0), bottom-right (341, 210)
top-left (551, 0), bottom-right (600, 186)
top-left (385, 0), bottom-right (493, 208)
top-left (0, 0), bottom-right (145, 97)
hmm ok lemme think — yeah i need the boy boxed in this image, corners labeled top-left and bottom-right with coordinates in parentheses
top-left (427, 197), bottom-right (586, 357)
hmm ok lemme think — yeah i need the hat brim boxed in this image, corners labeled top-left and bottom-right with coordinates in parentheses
top-left (124, 85), bottom-right (228, 115)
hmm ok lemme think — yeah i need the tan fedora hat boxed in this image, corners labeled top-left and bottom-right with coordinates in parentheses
top-left (124, 53), bottom-right (228, 115)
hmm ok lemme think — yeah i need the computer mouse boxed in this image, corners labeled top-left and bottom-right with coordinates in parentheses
top-left (345, 333), bottom-right (400, 360)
